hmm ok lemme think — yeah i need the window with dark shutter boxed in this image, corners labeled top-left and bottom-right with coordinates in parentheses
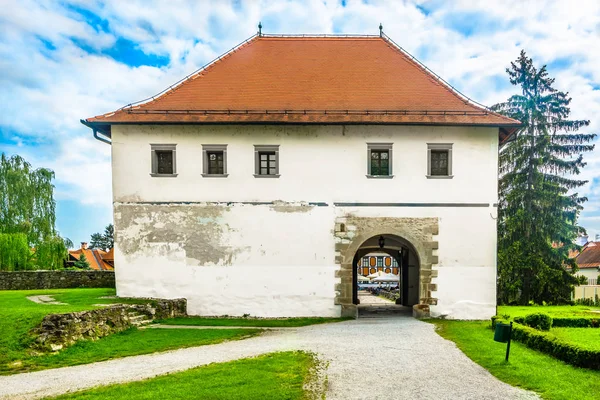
top-left (156, 151), bottom-right (174, 174)
top-left (427, 143), bottom-right (453, 179)
top-left (370, 150), bottom-right (389, 176)
top-left (366, 143), bottom-right (393, 178)
top-left (430, 150), bottom-right (449, 176)
top-left (150, 144), bottom-right (177, 177)
top-left (202, 145), bottom-right (228, 177)
top-left (207, 151), bottom-right (224, 175)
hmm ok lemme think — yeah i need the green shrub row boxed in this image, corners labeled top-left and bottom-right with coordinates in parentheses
top-left (490, 317), bottom-right (600, 370)
top-left (513, 313), bottom-right (552, 331)
top-left (499, 312), bottom-right (600, 329)
top-left (552, 317), bottom-right (600, 328)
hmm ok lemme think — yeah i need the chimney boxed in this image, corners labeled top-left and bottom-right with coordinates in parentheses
top-left (81, 242), bottom-right (88, 250)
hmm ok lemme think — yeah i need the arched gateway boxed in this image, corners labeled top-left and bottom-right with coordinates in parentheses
top-left (333, 217), bottom-right (439, 318)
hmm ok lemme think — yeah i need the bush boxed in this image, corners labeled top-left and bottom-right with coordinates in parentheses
top-left (575, 295), bottom-right (600, 307)
top-left (523, 313), bottom-right (552, 331)
top-left (552, 317), bottom-right (600, 328)
top-left (511, 324), bottom-right (600, 370)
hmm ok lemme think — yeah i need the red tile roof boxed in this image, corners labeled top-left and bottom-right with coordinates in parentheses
top-left (576, 242), bottom-right (600, 269)
top-left (83, 34), bottom-right (520, 141)
top-left (69, 248), bottom-right (114, 271)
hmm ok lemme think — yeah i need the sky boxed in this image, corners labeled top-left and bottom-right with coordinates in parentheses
top-left (0, 0), bottom-right (599, 246)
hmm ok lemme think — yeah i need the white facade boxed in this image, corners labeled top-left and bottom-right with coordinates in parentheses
top-left (111, 124), bottom-right (499, 319)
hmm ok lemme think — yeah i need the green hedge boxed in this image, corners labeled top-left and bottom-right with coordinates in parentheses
top-left (513, 313), bottom-right (552, 330)
top-left (511, 323), bottom-right (600, 370)
top-left (551, 317), bottom-right (600, 328)
top-left (490, 316), bottom-right (600, 370)
top-left (505, 314), bottom-right (600, 329)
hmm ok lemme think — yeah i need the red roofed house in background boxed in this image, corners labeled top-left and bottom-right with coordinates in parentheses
top-left (68, 242), bottom-right (114, 271)
top-left (575, 242), bottom-right (600, 285)
top-left (82, 28), bottom-right (520, 320)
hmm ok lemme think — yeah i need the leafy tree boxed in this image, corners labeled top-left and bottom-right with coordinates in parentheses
top-left (493, 51), bottom-right (596, 305)
top-left (90, 224), bottom-right (114, 251)
top-left (0, 153), bottom-right (70, 270)
top-left (73, 252), bottom-right (91, 269)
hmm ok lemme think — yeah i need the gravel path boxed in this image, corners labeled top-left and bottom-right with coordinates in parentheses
top-left (0, 316), bottom-right (539, 400)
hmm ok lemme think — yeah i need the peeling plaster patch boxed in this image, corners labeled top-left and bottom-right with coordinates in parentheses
top-left (269, 200), bottom-right (315, 213)
top-left (115, 203), bottom-right (244, 266)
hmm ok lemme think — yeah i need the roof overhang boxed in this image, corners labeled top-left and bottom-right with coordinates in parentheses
top-left (82, 112), bottom-right (521, 143)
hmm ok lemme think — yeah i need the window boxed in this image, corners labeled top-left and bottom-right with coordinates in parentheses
top-left (150, 144), bottom-right (177, 177)
top-left (254, 145), bottom-right (280, 177)
top-left (427, 143), bottom-right (453, 178)
top-left (362, 257), bottom-right (369, 268)
top-left (392, 258), bottom-right (399, 268)
top-left (376, 256), bottom-right (383, 267)
top-left (366, 143), bottom-right (393, 178)
top-left (202, 145), bottom-right (228, 177)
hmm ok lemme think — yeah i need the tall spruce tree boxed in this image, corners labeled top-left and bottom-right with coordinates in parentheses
top-left (493, 51), bottom-right (596, 305)
top-left (0, 153), bottom-right (70, 270)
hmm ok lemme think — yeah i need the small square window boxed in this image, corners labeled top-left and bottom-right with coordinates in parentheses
top-left (150, 144), bottom-right (177, 177)
top-left (254, 145), bottom-right (280, 178)
top-left (202, 145), bottom-right (228, 177)
top-left (156, 151), bottom-right (173, 174)
top-left (427, 143), bottom-right (453, 179)
top-left (367, 143), bottom-right (393, 178)
top-left (430, 150), bottom-right (449, 176)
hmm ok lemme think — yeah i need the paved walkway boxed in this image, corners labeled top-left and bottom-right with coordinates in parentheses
top-left (0, 316), bottom-right (539, 400)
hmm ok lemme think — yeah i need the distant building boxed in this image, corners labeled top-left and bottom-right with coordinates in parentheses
top-left (358, 252), bottom-right (400, 276)
top-left (67, 242), bottom-right (114, 271)
top-left (575, 242), bottom-right (600, 283)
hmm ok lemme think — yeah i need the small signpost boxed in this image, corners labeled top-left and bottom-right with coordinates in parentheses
top-left (493, 321), bottom-right (513, 361)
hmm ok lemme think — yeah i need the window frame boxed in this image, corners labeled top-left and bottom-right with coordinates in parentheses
top-left (202, 144), bottom-right (228, 177)
top-left (362, 256), bottom-right (369, 268)
top-left (150, 144), bottom-right (177, 177)
top-left (254, 145), bottom-right (280, 178)
top-left (366, 143), bottom-right (393, 178)
top-left (427, 143), bottom-right (453, 179)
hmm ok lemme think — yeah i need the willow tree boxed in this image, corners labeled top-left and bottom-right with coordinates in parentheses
top-left (493, 51), bottom-right (596, 304)
top-left (0, 153), bottom-right (69, 270)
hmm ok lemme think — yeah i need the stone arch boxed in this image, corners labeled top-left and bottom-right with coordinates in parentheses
top-left (333, 217), bottom-right (439, 318)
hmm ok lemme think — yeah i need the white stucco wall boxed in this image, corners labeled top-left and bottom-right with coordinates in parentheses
top-left (111, 124), bottom-right (499, 319)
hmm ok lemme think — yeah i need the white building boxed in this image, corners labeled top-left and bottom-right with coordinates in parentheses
top-left (82, 32), bottom-right (520, 320)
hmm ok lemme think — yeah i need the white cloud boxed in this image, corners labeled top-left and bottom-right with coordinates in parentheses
top-left (0, 0), bottom-right (599, 238)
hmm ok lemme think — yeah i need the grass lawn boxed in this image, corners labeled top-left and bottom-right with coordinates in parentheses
top-left (0, 288), bottom-right (143, 369)
top-left (52, 351), bottom-right (319, 400)
top-left (0, 289), bottom-right (260, 375)
top-left (550, 328), bottom-right (600, 351)
top-left (159, 316), bottom-right (352, 327)
top-left (3, 327), bottom-right (260, 375)
top-left (497, 305), bottom-right (600, 319)
top-left (433, 320), bottom-right (600, 400)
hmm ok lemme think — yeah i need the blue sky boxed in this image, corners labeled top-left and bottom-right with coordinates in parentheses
top-left (1, 0), bottom-right (599, 245)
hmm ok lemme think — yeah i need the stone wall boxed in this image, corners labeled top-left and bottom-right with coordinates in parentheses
top-left (33, 298), bottom-right (187, 351)
top-left (0, 271), bottom-right (115, 290)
